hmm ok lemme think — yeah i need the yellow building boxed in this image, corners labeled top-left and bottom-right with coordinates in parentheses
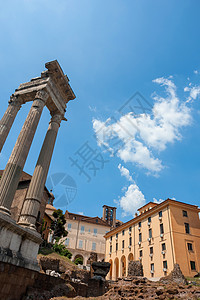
top-left (105, 199), bottom-right (200, 280)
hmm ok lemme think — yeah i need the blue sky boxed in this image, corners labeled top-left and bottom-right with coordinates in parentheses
top-left (0, 0), bottom-right (200, 222)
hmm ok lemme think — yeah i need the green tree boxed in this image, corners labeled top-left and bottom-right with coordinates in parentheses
top-left (51, 209), bottom-right (67, 241)
top-left (53, 241), bottom-right (72, 259)
top-left (74, 257), bottom-right (83, 265)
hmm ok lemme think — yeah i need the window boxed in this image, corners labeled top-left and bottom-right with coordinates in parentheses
top-left (79, 240), bottom-right (83, 248)
top-left (183, 210), bottom-right (188, 217)
top-left (162, 243), bottom-right (166, 251)
top-left (184, 223), bottom-right (190, 234)
top-left (116, 243), bottom-right (118, 251)
top-left (187, 243), bottom-right (193, 251)
top-left (159, 211), bottom-right (162, 218)
top-left (138, 221), bottom-right (141, 228)
top-left (148, 216), bottom-right (151, 223)
top-left (65, 238), bottom-right (69, 246)
top-left (88, 228), bottom-right (91, 233)
top-left (94, 228), bottom-right (97, 236)
top-left (92, 242), bottom-right (96, 251)
top-left (150, 247), bottom-right (153, 254)
top-left (163, 261), bottom-right (168, 269)
top-left (129, 237), bottom-right (132, 246)
top-left (110, 236), bottom-right (112, 241)
top-left (122, 240), bottom-right (125, 249)
top-left (110, 245), bottom-right (112, 253)
top-left (116, 233), bottom-right (118, 239)
top-left (139, 250), bottom-right (143, 257)
top-left (129, 226), bottom-right (132, 232)
top-left (149, 228), bottom-right (152, 239)
top-left (80, 226), bottom-right (85, 233)
top-left (96, 218), bottom-right (98, 223)
top-left (190, 261), bottom-right (196, 271)
top-left (122, 230), bottom-right (125, 236)
top-left (67, 223), bottom-right (72, 231)
top-left (151, 263), bottom-right (154, 271)
top-left (139, 233), bottom-right (142, 242)
top-left (160, 223), bottom-right (164, 234)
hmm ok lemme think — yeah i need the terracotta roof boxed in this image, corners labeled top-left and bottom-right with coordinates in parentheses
top-left (138, 202), bottom-right (158, 212)
top-left (46, 204), bottom-right (56, 211)
top-left (0, 170), bottom-right (54, 198)
top-left (44, 212), bottom-right (54, 221)
top-left (0, 170), bottom-right (32, 182)
top-left (65, 211), bottom-right (110, 227)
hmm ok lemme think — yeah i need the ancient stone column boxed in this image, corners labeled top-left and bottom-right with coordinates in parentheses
top-left (0, 90), bottom-right (48, 215)
top-left (18, 112), bottom-right (62, 229)
top-left (0, 96), bottom-right (24, 153)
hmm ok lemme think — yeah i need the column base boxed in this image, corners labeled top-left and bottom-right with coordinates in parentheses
top-left (17, 220), bottom-right (36, 231)
top-left (0, 212), bottom-right (42, 271)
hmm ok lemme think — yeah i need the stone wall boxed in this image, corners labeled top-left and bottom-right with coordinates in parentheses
top-left (128, 260), bottom-right (144, 277)
top-left (0, 261), bottom-right (70, 300)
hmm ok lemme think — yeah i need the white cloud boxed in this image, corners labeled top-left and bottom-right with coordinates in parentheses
top-left (76, 212), bottom-right (84, 215)
top-left (118, 164), bottom-right (133, 182)
top-left (185, 85), bottom-right (200, 102)
top-left (153, 198), bottom-right (164, 204)
top-left (93, 77), bottom-right (191, 174)
top-left (89, 105), bottom-right (97, 112)
top-left (194, 70), bottom-right (198, 74)
top-left (117, 183), bottom-right (146, 216)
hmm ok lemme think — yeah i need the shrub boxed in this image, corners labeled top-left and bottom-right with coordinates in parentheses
top-left (74, 257), bottom-right (83, 265)
top-left (53, 242), bottom-right (72, 259)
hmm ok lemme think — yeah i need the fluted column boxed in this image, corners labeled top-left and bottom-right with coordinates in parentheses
top-left (0, 96), bottom-right (24, 153)
top-left (0, 90), bottom-right (48, 215)
top-left (18, 112), bottom-right (62, 229)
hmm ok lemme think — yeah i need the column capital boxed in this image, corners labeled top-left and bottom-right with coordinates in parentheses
top-left (35, 90), bottom-right (49, 102)
top-left (8, 95), bottom-right (24, 107)
top-left (50, 112), bottom-right (63, 126)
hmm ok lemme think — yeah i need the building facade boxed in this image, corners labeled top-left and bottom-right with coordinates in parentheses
top-left (105, 199), bottom-right (200, 280)
top-left (63, 210), bottom-right (111, 265)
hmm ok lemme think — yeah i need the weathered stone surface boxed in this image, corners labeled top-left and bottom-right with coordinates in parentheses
top-left (159, 263), bottom-right (188, 285)
top-left (128, 260), bottom-right (144, 277)
top-left (92, 262), bottom-right (110, 279)
top-left (39, 257), bottom-right (60, 273)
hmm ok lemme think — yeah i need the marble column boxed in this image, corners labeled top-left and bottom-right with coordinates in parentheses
top-left (0, 96), bottom-right (24, 153)
top-left (0, 90), bottom-right (48, 215)
top-left (18, 112), bottom-right (62, 229)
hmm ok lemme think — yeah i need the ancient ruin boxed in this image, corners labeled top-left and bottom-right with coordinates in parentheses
top-left (0, 60), bottom-right (75, 271)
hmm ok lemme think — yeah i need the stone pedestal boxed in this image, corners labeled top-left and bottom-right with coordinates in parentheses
top-left (0, 212), bottom-right (42, 271)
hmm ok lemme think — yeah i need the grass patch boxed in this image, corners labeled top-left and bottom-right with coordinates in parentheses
top-left (186, 277), bottom-right (200, 286)
top-left (38, 248), bottom-right (76, 266)
top-left (38, 247), bottom-right (54, 255)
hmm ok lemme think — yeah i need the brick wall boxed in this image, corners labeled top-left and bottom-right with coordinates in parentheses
top-left (0, 261), bottom-right (67, 300)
